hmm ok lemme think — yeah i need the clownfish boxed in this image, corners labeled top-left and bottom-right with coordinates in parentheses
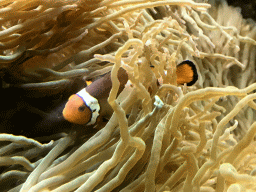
top-left (62, 67), bottom-right (128, 125)
top-left (62, 60), bottom-right (198, 125)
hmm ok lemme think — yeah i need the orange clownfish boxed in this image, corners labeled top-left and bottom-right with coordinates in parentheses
top-left (62, 67), bottom-right (128, 125)
top-left (62, 60), bottom-right (198, 125)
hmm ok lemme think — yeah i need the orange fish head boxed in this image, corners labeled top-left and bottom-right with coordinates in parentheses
top-left (62, 94), bottom-right (92, 125)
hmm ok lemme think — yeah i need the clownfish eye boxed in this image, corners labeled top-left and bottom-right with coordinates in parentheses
top-left (78, 105), bottom-right (86, 112)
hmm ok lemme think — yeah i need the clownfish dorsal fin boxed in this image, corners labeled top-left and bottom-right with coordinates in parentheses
top-left (176, 60), bottom-right (198, 86)
top-left (86, 80), bottom-right (92, 86)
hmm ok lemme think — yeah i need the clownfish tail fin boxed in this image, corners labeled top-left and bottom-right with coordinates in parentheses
top-left (176, 60), bottom-right (198, 86)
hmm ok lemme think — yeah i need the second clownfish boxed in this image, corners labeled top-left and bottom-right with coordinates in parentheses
top-left (62, 60), bottom-right (198, 125)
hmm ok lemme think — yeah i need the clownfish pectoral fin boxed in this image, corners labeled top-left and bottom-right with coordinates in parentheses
top-left (176, 60), bottom-right (198, 86)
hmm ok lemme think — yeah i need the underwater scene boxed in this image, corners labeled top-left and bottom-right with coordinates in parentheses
top-left (0, 0), bottom-right (256, 191)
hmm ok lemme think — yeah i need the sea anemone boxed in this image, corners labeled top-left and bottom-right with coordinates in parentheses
top-left (0, 0), bottom-right (256, 191)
